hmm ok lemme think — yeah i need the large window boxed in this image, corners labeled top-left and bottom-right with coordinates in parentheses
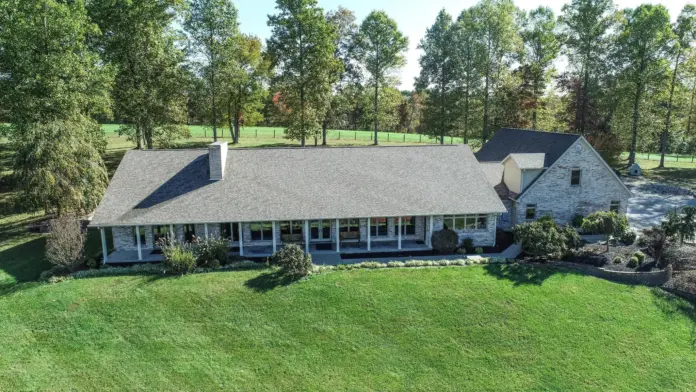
top-left (184, 224), bottom-right (196, 242)
top-left (610, 201), bottom-right (620, 213)
top-left (399, 216), bottom-right (416, 235)
top-left (310, 220), bottom-right (331, 240)
top-left (280, 221), bottom-right (303, 236)
top-left (152, 225), bottom-right (169, 245)
top-left (571, 169), bottom-right (582, 186)
top-left (443, 215), bottom-right (488, 230)
top-left (339, 219), bottom-right (359, 233)
top-left (132, 226), bottom-right (147, 246)
top-left (370, 217), bottom-right (388, 237)
top-left (525, 205), bottom-right (537, 220)
top-left (220, 223), bottom-right (240, 242)
top-left (250, 222), bottom-right (273, 241)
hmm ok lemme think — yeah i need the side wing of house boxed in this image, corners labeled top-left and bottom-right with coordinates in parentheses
top-left (512, 138), bottom-right (632, 226)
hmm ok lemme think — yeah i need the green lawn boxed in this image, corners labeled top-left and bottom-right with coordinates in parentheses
top-left (0, 266), bottom-right (694, 391)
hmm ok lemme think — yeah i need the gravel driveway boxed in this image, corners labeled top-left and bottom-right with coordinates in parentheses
top-left (625, 178), bottom-right (696, 230)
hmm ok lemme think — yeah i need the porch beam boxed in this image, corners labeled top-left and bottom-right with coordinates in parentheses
top-left (428, 215), bottom-right (434, 247)
top-left (169, 224), bottom-right (174, 242)
top-left (204, 223), bottom-right (209, 238)
top-left (238, 222), bottom-right (244, 256)
top-left (272, 221), bottom-right (277, 254)
top-left (367, 217), bottom-right (371, 251)
top-left (100, 228), bottom-right (108, 264)
top-left (304, 220), bottom-right (310, 253)
top-left (136, 225), bottom-right (142, 261)
top-left (398, 217), bottom-right (402, 250)
top-left (335, 219), bottom-right (340, 252)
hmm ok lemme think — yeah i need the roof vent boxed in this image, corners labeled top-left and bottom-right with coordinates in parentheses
top-left (209, 141), bottom-right (227, 180)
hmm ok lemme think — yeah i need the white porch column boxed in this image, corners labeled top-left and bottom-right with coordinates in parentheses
top-left (367, 217), bottom-right (371, 251)
top-left (135, 225), bottom-right (142, 261)
top-left (398, 217), bottom-right (402, 250)
top-left (304, 220), bottom-right (310, 253)
top-left (428, 215), bottom-right (434, 247)
top-left (238, 222), bottom-right (244, 256)
top-left (272, 221), bottom-right (277, 253)
top-left (335, 219), bottom-right (340, 252)
top-left (100, 228), bottom-right (108, 264)
top-left (169, 224), bottom-right (174, 241)
top-left (204, 223), bottom-right (209, 238)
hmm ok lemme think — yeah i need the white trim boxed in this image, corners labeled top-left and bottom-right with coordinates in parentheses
top-left (398, 217), bottom-right (402, 250)
top-left (304, 220), bottom-right (309, 253)
top-left (100, 228), bottom-right (108, 264)
top-left (204, 223), bottom-right (209, 238)
top-left (169, 224), bottom-right (174, 241)
top-left (238, 222), bottom-right (244, 256)
top-left (272, 221), bottom-right (277, 253)
top-left (367, 217), bottom-right (371, 251)
top-left (135, 225), bottom-right (142, 261)
top-left (335, 219), bottom-right (340, 252)
top-left (428, 215), bottom-right (434, 247)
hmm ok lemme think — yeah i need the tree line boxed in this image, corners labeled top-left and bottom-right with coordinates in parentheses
top-left (1, 0), bottom-right (696, 215)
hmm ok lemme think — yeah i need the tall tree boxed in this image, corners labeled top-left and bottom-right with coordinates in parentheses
top-left (559, 0), bottom-right (615, 135)
top-left (616, 4), bottom-right (673, 166)
top-left (659, 5), bottom-right (696, 168)
top-left (519, 6), bottom-right (560, 130)
top-left (0, 0), bottom-right (112, 215)
top-left (470, 0), bottom-right (519, 143)
top-left (219, 35), bottom-right (270, 144)
top-left (184, 0), bottom-right (239, 142)
top-left (353, 10), bottom-right (408, 145)
top-left (89, 0), bottom-right (189, 149)
top-left (267, 0), bottom-right (340, 146)
top-left (324, 6), bottom-right (358, 145)
top-left (417, 9), bottom-right (461, 144)
top-left (456, 8), bottom-right (483, 144)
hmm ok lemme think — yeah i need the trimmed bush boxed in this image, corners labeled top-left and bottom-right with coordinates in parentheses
top-left (572, 214), bottom-right (584, 228)
top-left (581, 211), bottom-right (629, 251)
top-left (272, 244), bottom-right (312, 276)
top-left (634, 251), bottom-right (646, 263)
top-left (514, 216), bottom-right (581, 260)
top-left (45, 215), bottom-right (86, 272)
top-left (192, 237), bottom-right (229, 268)
top-left (475, 247), bottom-right (484, 255)
top-left (462, 237), bottom-right (474, 252)
top-left (431, 229), bottom-right (459, 254)
top-left (627, 256), bottom-right (640, 268)
top-left (620, 230), bottom-right (637, 245)
top-left (613, 256), bottom-right (623, 264)
top-left (387, 261), bottom-right (405, 268)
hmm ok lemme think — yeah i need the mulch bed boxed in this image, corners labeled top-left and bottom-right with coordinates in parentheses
top-left (567, 242), bottom-right (660, 272)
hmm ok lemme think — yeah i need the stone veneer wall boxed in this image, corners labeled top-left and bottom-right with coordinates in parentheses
top-left (513, 139), bottom-right (630, 226)
top-left (427, 214), bottom-right (497, 247)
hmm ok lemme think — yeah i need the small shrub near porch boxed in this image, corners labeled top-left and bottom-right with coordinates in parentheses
top-left (272, 244), bottom-right (312, 276)
top-left (514, 216), bottom-right (581, 260)
top-left (431, 229), bottom-right (459, 254)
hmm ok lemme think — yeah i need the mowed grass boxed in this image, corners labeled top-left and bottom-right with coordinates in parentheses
top-left (0, 266), bottom-right (695, 391)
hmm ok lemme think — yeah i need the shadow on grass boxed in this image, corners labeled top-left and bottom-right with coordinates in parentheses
top-left (650, 288), bottom-right (696, 349)
top-left (244, 270), bottom-right (302, 293)
top-left (483, 263), bottom-right (563, 286)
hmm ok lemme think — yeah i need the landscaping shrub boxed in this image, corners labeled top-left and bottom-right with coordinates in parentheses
top-left (462, 237), bottom-right (474, 253)
top-left (661, 206), bottom-right (696, 244)
top-left (613, 256), bottom-right (623, 264)
top-left (431, 229), bottom-right (459, 254)
top-left (475, 247), bottom-right (483, 255)
top-left (639, 226), bottom-right (669, 267)
top-left (572, 214), bottom-right (584, 228)
top-left (163, 244), bottom-right (197, 274)
top-left (45, 215), bottom-right (86, 272)
top-left (272, 244), bottom-right (312, 276)
top-left (634, 251), bottom-right (646, 263)
top-left (620, 230), bottom-right (637, 245)
top-left (581, 211), bottom-right (629, 251)
top-left (192, 237), bottom-right (229, 268)
top-left (513, 216), bottom-right (581, 260)
top-left (627, 256), bottom-right (639, 268)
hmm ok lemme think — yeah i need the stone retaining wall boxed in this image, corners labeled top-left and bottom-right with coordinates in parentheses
top-left (551, 261), bottom-right (672, 286)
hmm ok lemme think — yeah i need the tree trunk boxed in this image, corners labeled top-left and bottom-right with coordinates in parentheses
top-left (688, 81), bottom-right (696, 135)
top-left (628, 79), bottom-right (644, 166)
top-left (660, 50), bottom-right (682, 168)
top-left (322, 119), bottom-right (328, 146)
top-left (579, 66), bottom-right (589, 135)
top-left (374, 79), bottom-right (379, 145)
top-left (482, 68), bottom-right (490, 144)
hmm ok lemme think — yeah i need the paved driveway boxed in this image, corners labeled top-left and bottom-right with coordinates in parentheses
top-left (627, 184), bottom-right (696, 230)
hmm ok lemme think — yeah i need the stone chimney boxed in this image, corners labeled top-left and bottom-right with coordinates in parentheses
top-left (209, 141), bottom-right (228, 180)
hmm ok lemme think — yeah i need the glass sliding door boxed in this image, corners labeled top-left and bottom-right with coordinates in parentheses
top-left (370, 217), bottom-right (388, 237)
top-left (310, 220), bottom-right (331, 240)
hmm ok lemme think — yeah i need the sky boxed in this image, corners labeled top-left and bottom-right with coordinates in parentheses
top-left (233, 0), bottom-right (692, 90)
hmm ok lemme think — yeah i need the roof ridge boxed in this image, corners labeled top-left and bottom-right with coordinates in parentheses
top-left (125, 144), bottom-right (470, 152)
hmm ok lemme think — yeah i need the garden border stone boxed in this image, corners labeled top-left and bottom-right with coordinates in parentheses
top-left (550, 261), bottom-right (672, 286)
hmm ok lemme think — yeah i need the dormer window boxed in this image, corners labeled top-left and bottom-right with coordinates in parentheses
top-left (571, 169), bottom-right (581, 186)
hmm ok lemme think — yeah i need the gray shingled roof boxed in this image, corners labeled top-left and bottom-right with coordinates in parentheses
top-left (475, 128), bottom-right (580, 166)
top-left (505, 153), bottom-right (546, 169)
top-left (90, 145), bottom-right (506, 226)
top-left (479, 162), bottom-right (504, 186)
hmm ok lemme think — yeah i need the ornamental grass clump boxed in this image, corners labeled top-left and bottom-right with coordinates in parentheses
top-left (162, 243), bottom-right (197, 274)
top-left (192, 237), bottom-right (229, 268)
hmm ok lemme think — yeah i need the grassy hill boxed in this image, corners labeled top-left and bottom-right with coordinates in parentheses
top-left (0, 265), bottom-right (695, 391)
